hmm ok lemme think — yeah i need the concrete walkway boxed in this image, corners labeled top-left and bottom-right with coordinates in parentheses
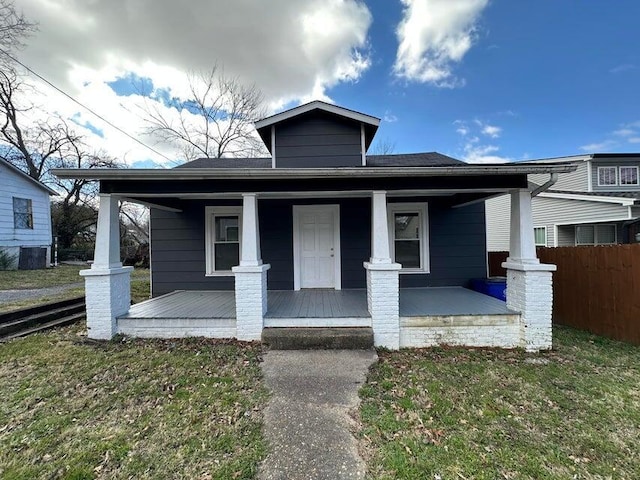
top-left (259, 350), bottom-right (377, 480)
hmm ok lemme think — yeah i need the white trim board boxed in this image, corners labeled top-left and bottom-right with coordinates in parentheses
top-left (538, 191), bottom-right (637, 206)
top-left (292, 204), bottom-right (341, 291)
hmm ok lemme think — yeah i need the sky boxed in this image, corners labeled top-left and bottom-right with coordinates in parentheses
top-left (10, 0), bottom-right (640, 167)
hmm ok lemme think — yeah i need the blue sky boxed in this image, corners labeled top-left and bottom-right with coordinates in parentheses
top-left (17, 0), bottom-right (640, 165)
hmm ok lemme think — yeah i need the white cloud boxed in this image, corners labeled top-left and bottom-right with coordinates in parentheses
top-left (481, 124), bottom-right (501, 138)
top-left (383, 111), bottom-right (398, 123)
top-left (610, 64), bottom-right (636, 74)
top-left (463, 143), bottom-right (510, 163)
top-left (629, 137), bottom-right (640, 144)
top-left (579, 141), bottom-right (616, 152)
top-left (393, 0), bottom-right (489, 86)
top-left (613, 128), bottom-right (635, 137)
top-left (12, 0), bottom-right (374, 165)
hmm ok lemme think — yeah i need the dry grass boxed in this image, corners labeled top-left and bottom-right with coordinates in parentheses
top-left (359, 326), bottom-right (640, 479)
top-left (0, 324), bottom-right (268, 479)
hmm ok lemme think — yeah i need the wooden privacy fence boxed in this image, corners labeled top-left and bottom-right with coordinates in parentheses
top-left (489, 246), bottom-right (640, 344)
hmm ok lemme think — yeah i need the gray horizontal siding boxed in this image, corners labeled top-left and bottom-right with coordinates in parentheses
top-left (150, 201), bottom-right (240, 296)
top-left (591, 158), bottom-right (640, 192)
top-left (398, 200), bottom-right (487, 288)
top-left (151, 197), bottom-right (489, 295)
top-left (529, 162), bottom-right (588, 192)
top-left (274, 111), bottom-right (361, 168)
top-left (485, 194), bottom-right (511, 251)
top-left (486, 192), bottom-right (631, 249)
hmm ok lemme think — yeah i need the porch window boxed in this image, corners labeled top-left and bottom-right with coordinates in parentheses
top-left (205, 206), bottom-right (242, 275)
top-left (388, 203), bottom-right (429, 272)
top-left (534, 227), bottom-right (547, 247)
top-left (575, 224), bottom-right (617, 245)
top-left (13, 197), bottom-right (33, 229)
top-left (597, 166), bottom-right (617, 186)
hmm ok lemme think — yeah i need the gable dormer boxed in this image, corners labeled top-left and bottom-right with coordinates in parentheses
top-left (255, 101), bottom-right (380, 168)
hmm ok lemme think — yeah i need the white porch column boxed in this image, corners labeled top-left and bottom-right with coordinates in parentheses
top-left (502, 189), bottom-right (556, 352)
top-left (364, 191), bottom-right (402, 349)
top-left (80, 194), bottom-right (133, 340)
top-left (233, 193), bottom-right (270, 341)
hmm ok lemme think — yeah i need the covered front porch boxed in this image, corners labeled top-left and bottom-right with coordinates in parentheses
top-left (117, 287), bottom-right (520, 348)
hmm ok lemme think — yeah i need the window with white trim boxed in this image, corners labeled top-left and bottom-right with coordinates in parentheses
top-left (534, 227), bottom-right (547, 247)
top-left (575, 224), bottom-right (617, 246)
top-left (388, 203), bottom-right (429, 272)
top-left (13, 197), bottom-right (33, 229)
top-left (597, 166), bottom-right (618, 186)
top-left (619, 166), bottom-right (639, 186)
top-left (205, 206), bottom-right (242, 275)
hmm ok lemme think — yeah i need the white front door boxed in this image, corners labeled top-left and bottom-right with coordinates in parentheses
top-left (293, 205), bottom-right (341, 290)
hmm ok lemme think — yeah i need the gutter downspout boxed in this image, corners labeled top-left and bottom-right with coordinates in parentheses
top-left (531, 173), bottom-right (558, 197)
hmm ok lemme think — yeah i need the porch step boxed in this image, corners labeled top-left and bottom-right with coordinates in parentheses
top-left (262, 327), bottom-right (374, 350)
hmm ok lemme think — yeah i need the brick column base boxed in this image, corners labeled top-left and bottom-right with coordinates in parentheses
top-left (80, 266), bottom-right (133, 340)
top-left (233, 264), bottom-right (270, 341)
top-left (503, 261), bottom-right (556, 352)
top-left (364, 262), bottom-right (402, 349)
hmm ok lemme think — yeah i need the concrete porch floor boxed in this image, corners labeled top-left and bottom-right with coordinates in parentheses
top-left (120, 286), bottom-right (516, 321)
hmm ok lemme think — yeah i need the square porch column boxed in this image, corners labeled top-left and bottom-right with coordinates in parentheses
top-left (363, 190), bottom-right (402, 349)
top-left (233, 193), bottom-right (270, 341)
top-left (80, 194), bottom-right (133, 340)
top-left (502, 189), bottom-right (556, 352)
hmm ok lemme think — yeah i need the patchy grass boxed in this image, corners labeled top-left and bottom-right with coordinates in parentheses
top-left (359, 327), bottom-right (640, 479)
top-left (0, 324), bottom-right (268, 479)
top-left (0, 264), bottom-right (85, 289)
top-left (0, 268), bottom-right (151, 313)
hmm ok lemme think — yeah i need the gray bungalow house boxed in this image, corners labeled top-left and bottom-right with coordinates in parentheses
top-left (54, 101), bottom-right (576, 351)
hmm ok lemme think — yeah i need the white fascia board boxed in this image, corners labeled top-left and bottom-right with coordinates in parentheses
top-left (254, 100), bottom-right (380, 129)
top-left (538, 191), bottom-right (637, 206)
top-left (52, 162), bottom-right (578, 180)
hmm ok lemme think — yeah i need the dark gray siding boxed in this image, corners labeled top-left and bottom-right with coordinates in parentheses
top-left (592, 157), bottom-right (640, 191)
top-left (274, 111), bottom-right (362, 168)
top-left (395, 200), bottom-right (488, 288)
top-left (150, 201), bottom-right (239, 296)
top-left (150, 197), bottom-right (488, 294)
top-left (259, 198), bottom-right (370, 290)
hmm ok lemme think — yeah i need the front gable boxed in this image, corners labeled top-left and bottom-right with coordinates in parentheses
top-left (255, 101), bottom-right (380, 168)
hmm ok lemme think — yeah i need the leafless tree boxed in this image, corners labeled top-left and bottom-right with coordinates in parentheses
top-left (370, 137), bottom-right (397, 155)
top-left (0, 0), bottom-right (36, 69)
top-left (0, 69), bottom-right (82, 179)
top-left (141, 66), bottom-right (268, 162)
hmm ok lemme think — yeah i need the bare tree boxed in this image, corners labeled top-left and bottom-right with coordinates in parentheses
top-left (0, 0), bottom-right (36, 69)
top-left (0, 70), bottom-right (81, 179)
top-left (142, 66), bottom-right (268, 162)
top-left (370, 137), bottom-right (397, 155)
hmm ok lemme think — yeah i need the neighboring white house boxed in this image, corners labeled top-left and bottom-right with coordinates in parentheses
top-left (0, 157), bottom-right (57, 269)
top-left (487, 153), bottom-right (640, 251)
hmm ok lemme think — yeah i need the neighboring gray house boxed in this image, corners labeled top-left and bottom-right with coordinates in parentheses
top-left (486, 153), bottom-right (640, 251)
top-left (0, 157), bottom-right (56, 269)
top-left (54, 101), bottom-right (576, 352)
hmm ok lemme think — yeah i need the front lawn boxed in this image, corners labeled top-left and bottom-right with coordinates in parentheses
top-left (0, 326), bottom-right (267, 479)
top-left (0, 267), bottom-right (151, 313)
top-left (360, 327), bottom-right (640, 479)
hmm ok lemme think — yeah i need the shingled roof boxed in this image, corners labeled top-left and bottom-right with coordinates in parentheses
top-left (175, 152), bottom-right (465, 169)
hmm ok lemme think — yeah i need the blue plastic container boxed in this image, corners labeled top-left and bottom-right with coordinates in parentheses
top-left (470, 277), bottom-right (507, 301)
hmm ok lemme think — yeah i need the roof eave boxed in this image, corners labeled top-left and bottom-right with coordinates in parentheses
top-left (52, 162), bottom-right (579, 181)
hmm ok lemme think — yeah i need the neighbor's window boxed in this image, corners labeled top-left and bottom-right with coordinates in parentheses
top-left (13, 197), bottom-right (33, 229)
top-left (206, 207), bottom-right (242, 274)
top-left (575, 224), bottom-right (617, 246)
top-left (534, 227), bottom-right (547, 247)
top-left (619, 166), bottom-right (639, 186)
top-left (597, 166), bottom-right (617, 186)
top-left (388, 203), bottom-right (429, 272)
